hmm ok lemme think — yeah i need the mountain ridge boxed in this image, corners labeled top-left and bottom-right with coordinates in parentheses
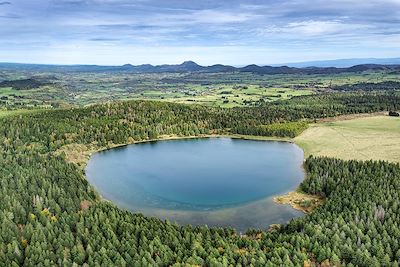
top-left (1, 61), bottom-right (400, 75)
top-left (273, 57), bottom-right (400, 68)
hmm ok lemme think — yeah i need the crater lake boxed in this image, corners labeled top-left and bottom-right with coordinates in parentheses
top-left (86, 138), bottom-right (305, 231)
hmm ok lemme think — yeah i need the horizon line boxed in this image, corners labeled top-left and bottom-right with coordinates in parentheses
top-left (1, 57), bottom-right (400, 68)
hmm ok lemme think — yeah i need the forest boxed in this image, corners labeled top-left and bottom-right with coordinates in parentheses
top-left (0, 79), bottom-right (48, 90)
top-left (333, 81), bottom-right (400, 91)
top-left (0, 91), bottom-right (399, 266)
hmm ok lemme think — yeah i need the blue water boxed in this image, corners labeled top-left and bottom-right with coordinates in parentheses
top-left (86, 138), bottom-right (305, 231)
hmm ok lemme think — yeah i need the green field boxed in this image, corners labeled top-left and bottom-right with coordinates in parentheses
top-left (158, 86), bottom-right (314, 107)
top-left (1, 69), bottom-right (399, 108)
top-left (295, 115), bottom-right (400, 163)
top-left (0, 109), bottom-right (43, 118)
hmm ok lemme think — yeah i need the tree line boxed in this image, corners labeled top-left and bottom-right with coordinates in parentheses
top-left (0, 92), bottom-right (399, 266)
top-left (333, 81), bottom-right (400, 91)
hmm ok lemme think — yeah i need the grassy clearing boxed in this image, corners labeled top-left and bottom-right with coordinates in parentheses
top-left (277, 115), bottom-right (400, 212)
top-left (55, 143), bottom-right (97, 168)
top-left (295, 115), bottom-right (400, 163)
top-left (273, 191), bottom-right (325, 214)
top-left (0, 109), bottom-right (42, 118)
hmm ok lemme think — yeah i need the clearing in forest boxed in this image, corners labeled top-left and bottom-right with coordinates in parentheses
top-left (295, 115), bottom-right (400, 163)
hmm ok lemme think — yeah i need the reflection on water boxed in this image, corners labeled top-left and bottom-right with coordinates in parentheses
top-left (86, 138), bottom-right (305, 231)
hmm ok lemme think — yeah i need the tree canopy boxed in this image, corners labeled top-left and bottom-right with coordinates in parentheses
top-left (0, 92), bottom-right (399, 266)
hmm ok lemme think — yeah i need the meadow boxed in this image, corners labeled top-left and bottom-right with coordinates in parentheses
top-left (0, 108), bottom-right (43, 118)
top-left (295, 115), bottom-right (400, 163)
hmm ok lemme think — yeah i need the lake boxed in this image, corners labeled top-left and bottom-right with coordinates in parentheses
top-left (86, 137), bottom-right (305, 231)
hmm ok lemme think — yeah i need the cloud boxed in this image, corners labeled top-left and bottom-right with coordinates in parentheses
top-left (190, 10), bottom-right (254, 24)
top-left (89, 37), bottom-right (120, 41)
top-left (51, 0), bottom-right (86, 5)
top-left (140, 9), bottom-right (256, 29)
top-left (0, 0), bottom-right (400, 64)
top-left (0, 13), bottom-right (21, 19)
top-left (260, 20), bottom-right (371, 37)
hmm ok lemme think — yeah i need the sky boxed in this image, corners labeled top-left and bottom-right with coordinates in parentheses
top-left (0, 0), bottom-right (400, 65)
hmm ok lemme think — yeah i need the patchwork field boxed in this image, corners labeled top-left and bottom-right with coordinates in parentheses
top-left (295, 115), bottom-right (400, 163)
top-left (158, 86), bottom-right (314, 107)
top-left (1, 69), bottom-right (399, 108)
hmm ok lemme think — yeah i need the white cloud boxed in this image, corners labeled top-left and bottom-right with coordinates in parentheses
top-left (259, 20), bottom-right (371, 37)
top-left (192, 10), bottom-right (253, 24)
top-left (2, 0), bottom-right (400, 65)
top-left (146, 9), bottom-right (255, 28)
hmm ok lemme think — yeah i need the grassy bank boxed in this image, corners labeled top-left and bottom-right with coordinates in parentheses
top-left (273, 191), bottom-right (325, 214)
top-left (295, 115), bottom-right (400, 163)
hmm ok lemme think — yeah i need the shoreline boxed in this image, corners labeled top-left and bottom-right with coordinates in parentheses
top-left (56, 133), bottom-right (321, 215)
top-left (57, 133), bottom-right (295, 168)
top-left (273, 191), bottom-right (325, 214)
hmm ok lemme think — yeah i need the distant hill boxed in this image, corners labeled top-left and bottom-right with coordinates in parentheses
top-left (0, 78), bottom-right (48, 90)
top-left (274, 58), bottom-right (400, 68)
top-left (1, 61), bottom-right (400, 75)
top-left (333, 81), bottom-right (400, 91)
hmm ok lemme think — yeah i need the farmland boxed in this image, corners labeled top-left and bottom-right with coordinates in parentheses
top-left (1, 69), bottom-right (399, 109)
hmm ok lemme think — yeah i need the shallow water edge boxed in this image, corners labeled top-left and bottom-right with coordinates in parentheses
top-left (85, 136), bottom-right (306, 231)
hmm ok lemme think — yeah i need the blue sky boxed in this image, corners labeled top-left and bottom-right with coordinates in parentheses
top-left (1, 0), bottom-right (400, 65)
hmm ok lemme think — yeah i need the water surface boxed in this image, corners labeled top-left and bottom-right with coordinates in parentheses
top-left (86, 138), bottom-right (305, 231)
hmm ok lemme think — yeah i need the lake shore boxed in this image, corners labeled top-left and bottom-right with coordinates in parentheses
top-left (273, 191), bottom-right (325, 214)
top-left (56, 133), bottom-right (294, 168)
top-left (56, 133), bottom-right (320, 215)
top-left (61, 113), bottom-right (394, 216)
